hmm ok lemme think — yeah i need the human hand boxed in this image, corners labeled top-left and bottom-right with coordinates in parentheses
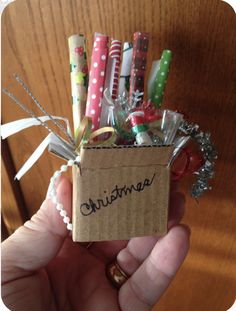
top-left (2, 177), bottom-right (190, 311)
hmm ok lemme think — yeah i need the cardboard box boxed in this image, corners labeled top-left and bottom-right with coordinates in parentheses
top-left (72, 145), bottom-right (174, 242)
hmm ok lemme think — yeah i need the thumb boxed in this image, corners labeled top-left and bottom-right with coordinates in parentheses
top-left (2, 176), bottom-right (72, 284)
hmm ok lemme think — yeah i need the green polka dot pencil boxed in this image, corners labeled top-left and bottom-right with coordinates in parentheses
top-left (68, 34), bottom-right (88, 140)
top-left (151, 50), bottom-right (172, 108)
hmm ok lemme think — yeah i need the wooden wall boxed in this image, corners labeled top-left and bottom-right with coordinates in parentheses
top-left (1, 0), bottom-right (236, 310)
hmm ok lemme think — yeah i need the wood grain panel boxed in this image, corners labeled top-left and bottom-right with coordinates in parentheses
top-left (1, 139), bottom-right (29, 233)
top-left (1, 158), bottom-right (23, 234)
top-left (1, 0), bottom-right (236, 310)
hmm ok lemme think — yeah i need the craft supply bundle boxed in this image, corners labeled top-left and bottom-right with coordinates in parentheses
top-left (1, 32), bottom-right (217, 242)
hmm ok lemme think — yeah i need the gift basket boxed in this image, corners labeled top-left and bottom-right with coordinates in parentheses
top-left (1, 32), bottom-right (217, 242)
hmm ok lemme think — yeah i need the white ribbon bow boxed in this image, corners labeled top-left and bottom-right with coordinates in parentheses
top-left (1, 116), bottom-right (74, 180)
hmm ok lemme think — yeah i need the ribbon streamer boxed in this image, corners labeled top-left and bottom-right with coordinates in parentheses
top-left (1, 115), bottom-right (76, 179)
top-left (15, 132), bottom-right (77, 180)
top-left (14, 74), bottom-right (75, 146)
top-left (1, 115), bottom-right (116, 180)
top-left (15, 133), bottom-right (53, 180)
top-left (75, 114), bottom-right (117, 151)
top-left (1, 115), bottom-right (72, 139)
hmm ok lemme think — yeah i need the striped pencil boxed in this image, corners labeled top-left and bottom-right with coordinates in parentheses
top-left (109, 39), bottom-right (122, 99)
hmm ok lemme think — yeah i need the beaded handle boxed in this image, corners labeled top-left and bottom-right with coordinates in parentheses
top-left (48, 155), bottom-right (81, 231)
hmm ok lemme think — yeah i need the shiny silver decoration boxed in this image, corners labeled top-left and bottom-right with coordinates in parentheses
top-left (14, 74), bottom-right (75, 147)
top-left (115, 92), bottom-right (129, 111)
top-left (179, 120), bottom-right (218, 198)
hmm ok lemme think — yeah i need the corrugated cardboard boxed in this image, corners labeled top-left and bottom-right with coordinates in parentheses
top-left (72, 145), bottom-right (174, 242)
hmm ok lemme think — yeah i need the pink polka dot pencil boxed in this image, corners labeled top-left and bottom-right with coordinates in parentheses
top-left (85, 34), bottom-right (109, 131)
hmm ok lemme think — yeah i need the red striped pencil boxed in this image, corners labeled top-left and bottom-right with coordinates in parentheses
top-left (109, 39), bottom-right (122, 99)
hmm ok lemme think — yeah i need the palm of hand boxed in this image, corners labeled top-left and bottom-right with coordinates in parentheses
top-left (2, 178), bottom-right (190, 311)
top-left (7, 238), bottom-right (123, 311)
top-left (44, 239), bottom-right (122, 311)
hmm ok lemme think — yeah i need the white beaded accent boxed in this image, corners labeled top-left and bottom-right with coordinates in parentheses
top-left (63, 216), bottom-right (70, 224)
top-left (56, 203), bottom-right (63, 211)
top-left (54, 171), bottom-right (61, 178)
top-left (67, 223), bottom-right (73, 230)
top-left (50, 189), bottom-right (57, 197)
top-left (60, 210), bottom-right (67, 217)
top-left (60, 165), bottom-right (68, 172)
top-left (68, 159), bottom-right (74, 166)
top-left (48, 157), bottom-right (80, 231)
top-left (75, 155), bottom-right (81, 163)
top-left (50, 176), bottom-right (56, 183)
top-left (52, 195), bottom-right (58, 204)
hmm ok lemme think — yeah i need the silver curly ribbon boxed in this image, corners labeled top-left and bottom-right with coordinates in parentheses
top-left (179, 120), bottom-right (218, 198)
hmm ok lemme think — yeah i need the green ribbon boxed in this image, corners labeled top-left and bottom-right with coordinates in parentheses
top-left (132, 124), bottom-right (149, 136)
top-left (151, 50), bottom-right (172, 108)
